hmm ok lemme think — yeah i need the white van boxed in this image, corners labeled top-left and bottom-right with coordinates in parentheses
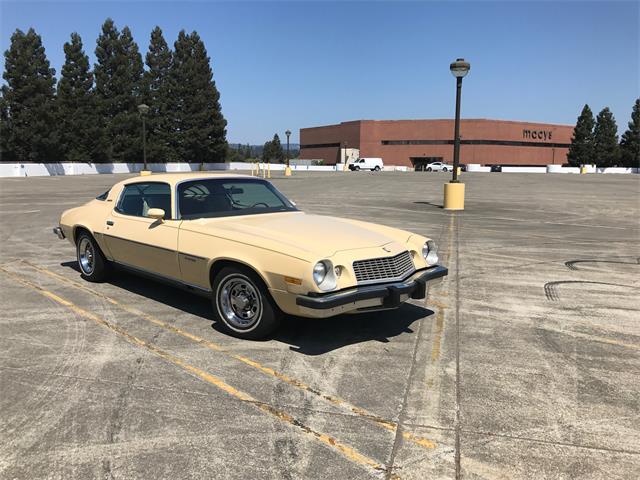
top-left (348, 158), bottom-right (384, 171)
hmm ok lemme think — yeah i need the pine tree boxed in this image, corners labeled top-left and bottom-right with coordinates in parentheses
top-left (272, 133), bottom-right (284, 162)
top-left (94, 19), bottom-right (144, 163)
top-left (262, 138), bottom-right (272, 161)
top-left (593, 107), bottom-right (620, 167)
top-left (57, 33), bottom-right (108, 163)
top-left (567, 104), bottom-right (595, 167)
top-left (620, 99), bottom-right (639, 168)
top-left (170, 30), bottom-right (227, 164)
top-left (143, 27), bottom-right (173, 162)
top-left (1, 28), bottom-right (59, 162)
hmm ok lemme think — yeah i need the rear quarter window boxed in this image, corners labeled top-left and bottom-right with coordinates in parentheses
top-left (96, 190), bottom-right (110, 201)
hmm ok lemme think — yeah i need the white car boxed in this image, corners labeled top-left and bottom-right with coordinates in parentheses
top-left (349, 158), bottom-right (383, 171)
top-left (425, 162), bottom-right (451, 172)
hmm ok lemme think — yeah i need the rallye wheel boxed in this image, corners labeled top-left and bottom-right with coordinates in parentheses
top-left (212, 266), bottom-right (282, 340)
top-left (76, 231), bottom-right (110, 282)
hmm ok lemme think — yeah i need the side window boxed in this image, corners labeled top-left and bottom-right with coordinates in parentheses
top-left (116, 183), bottom-right (171, 218)
top-left (96, 190), bottom-right (110, 201)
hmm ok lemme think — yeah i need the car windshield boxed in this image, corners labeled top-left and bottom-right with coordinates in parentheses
top-left (178, 178), bottom-right (298, 219)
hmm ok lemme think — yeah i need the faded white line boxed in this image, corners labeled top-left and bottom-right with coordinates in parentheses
top-left (0, 210), bottom-right (40, 214)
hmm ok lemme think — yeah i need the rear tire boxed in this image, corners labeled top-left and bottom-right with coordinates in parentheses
top-left (426, 167), bottom-right (432, 172)
top-left (76, 231), bottom-right (110, 282)
top-left (212, 266), bottom-right (282, 340)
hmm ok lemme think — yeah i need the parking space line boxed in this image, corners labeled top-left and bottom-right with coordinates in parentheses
top-left (0, 265), bottom-right (394, 479)
top-left (19, 260), bottom-right (437, 451)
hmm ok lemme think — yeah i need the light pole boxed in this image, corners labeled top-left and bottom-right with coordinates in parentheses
top-left (443, 58), bottom-right (470, 210)
top-left (285, 130), bottom-right (292, 176)
top-left (138, 103), bottom-right (150, 174)
top-left (450, 58), bottom-right (469, 182)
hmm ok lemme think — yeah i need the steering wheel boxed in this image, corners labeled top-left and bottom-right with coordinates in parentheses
top-left (248, 202), bottom-right (269, 208)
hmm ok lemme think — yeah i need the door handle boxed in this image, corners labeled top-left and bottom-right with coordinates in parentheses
top-left (106, 220), bottom-right (114, 226)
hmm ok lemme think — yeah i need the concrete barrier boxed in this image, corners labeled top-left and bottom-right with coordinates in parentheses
top-left (0, 162), bottom-right (637, 178)
top-left (502, 166), bottom-right (547, 173)
top-left (466, 164), bottom-right (491, 172)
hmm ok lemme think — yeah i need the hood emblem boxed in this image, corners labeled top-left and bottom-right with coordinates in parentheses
top-left (382, 246), bottom-right (391, 252)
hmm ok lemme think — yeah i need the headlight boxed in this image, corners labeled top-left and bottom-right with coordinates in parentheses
top-left (312, 260), bottom-right (337, 291)
top-left (422, 240), bottom-right (439, 265)
top-left (313, 261), bottom-right (328, 285)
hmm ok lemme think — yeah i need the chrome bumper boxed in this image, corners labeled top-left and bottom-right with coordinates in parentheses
top-left (53, 226), bottom-right (65, 240)
top-left (296, 265), bottom-right (448, 318)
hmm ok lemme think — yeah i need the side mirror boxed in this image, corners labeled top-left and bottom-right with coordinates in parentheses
top-left (147, 208), bottom-right (165, 220)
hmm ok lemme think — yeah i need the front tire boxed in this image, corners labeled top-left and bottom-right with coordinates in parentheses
top-left (76, 231), bottom-right (109, 282)
top-left (374, 166), bottom-right (381, 171)
top-left (442, 167), bottom-right (448, 172)
top-left (212, 266), bottom-right (282, 340)
top-left (354, 166), bottom-right (360, 171)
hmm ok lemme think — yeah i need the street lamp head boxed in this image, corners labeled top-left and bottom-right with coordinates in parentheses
top-left (138, 103), bottom-right (150, 115)
top-left (450, 58), bottom-right (470, 78)
top-left (285, 130), bottom-right (291, 137)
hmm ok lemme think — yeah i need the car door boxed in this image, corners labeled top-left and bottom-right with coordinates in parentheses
top-left (103, 181), bottom-right (181, 281)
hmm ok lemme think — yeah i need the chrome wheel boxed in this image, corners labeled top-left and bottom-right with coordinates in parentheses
top-left (217, 274), bottom-right (262, 330)
top-left (78, 237), bottom-right (95, 274)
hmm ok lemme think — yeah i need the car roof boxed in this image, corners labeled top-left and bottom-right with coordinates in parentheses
top-left (115, 172), bottom-right (256, 188)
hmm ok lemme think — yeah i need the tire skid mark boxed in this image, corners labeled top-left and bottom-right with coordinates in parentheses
top-left (0, 277), bottom-right (87, 469)
top-left (544, 280), bottom-right (637, 301)
top-left (18, 259), bottom-right (438, 452)
top-left (0, 266), bottom-right (395, 479)
top-left (565, 259), bottom-right (640, 271)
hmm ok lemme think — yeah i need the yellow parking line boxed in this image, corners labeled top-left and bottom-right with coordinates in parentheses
top-left (0, 265), bottom-right (394, 478)
top-left (20, 260), bottom-right (437, 451)
top-left (429, 309), bottom-right (445, 363)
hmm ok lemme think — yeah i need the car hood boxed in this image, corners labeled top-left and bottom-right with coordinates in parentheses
top-left (183, 211), bottom-right (400, 259)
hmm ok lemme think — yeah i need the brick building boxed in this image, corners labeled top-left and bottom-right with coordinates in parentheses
top-left (299, 119), bottom-right (574, 168)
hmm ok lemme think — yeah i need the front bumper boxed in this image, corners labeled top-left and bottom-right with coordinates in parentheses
top-left (53, 226), bottom-right (65, 240)
top-left (295, 265), bottom-right (447, 318)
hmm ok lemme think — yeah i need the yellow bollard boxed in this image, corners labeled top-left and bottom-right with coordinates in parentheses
top-left (285, 166), bottom-right (292, 176)
top-left (443, 182), bottom-right (465, 211)
top-left (580, 166), bottom-right (587, 174)
top-left (267, 163), bottom-right (271, 178)
top-left (262, 162), bottom-right (266, 179)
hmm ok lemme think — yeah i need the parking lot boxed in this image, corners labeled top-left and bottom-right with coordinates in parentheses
top-left (0, 171), bottom-right (638, 479)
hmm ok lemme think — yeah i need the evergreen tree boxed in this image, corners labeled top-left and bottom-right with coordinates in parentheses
top-left (593, 107), bottom-right (620, 167)
top-left (620, 99), bottom-right (639, 168)
top-left (94, 19), bottom-right (144, 162)
top-left (143, 27), bottom-right (173, 162)
top-left (57, 33), bottom-right (108, 162)
top-left (271, 133), bottom-right (284, 162)
top-left (1, 28), bottom-right (59, 162)
top-left (170, 30), bottom-right (227, 163)
top-left (567, 104), bottom-right (595, 167)
top-left (262, 138), bottom-right (273, 161)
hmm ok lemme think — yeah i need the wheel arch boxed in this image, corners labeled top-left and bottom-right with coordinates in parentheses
top-left (209, 258), bottom-right (272, 292)
top-left (73, 225), bottom-right (93, 244)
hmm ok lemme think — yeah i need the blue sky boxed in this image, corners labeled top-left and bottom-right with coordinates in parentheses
top-left (1, 1), bottom-right (638, 144)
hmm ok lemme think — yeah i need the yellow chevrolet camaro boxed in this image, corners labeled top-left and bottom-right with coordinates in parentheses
top-left (54, 173), bottom-right (447, 339)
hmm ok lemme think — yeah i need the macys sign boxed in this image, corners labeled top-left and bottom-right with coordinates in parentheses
top-left (523, 129), bottom-right (553, 141)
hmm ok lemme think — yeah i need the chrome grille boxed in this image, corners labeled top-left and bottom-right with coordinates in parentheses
top-left (352, 250), bottom-right (415, 284)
